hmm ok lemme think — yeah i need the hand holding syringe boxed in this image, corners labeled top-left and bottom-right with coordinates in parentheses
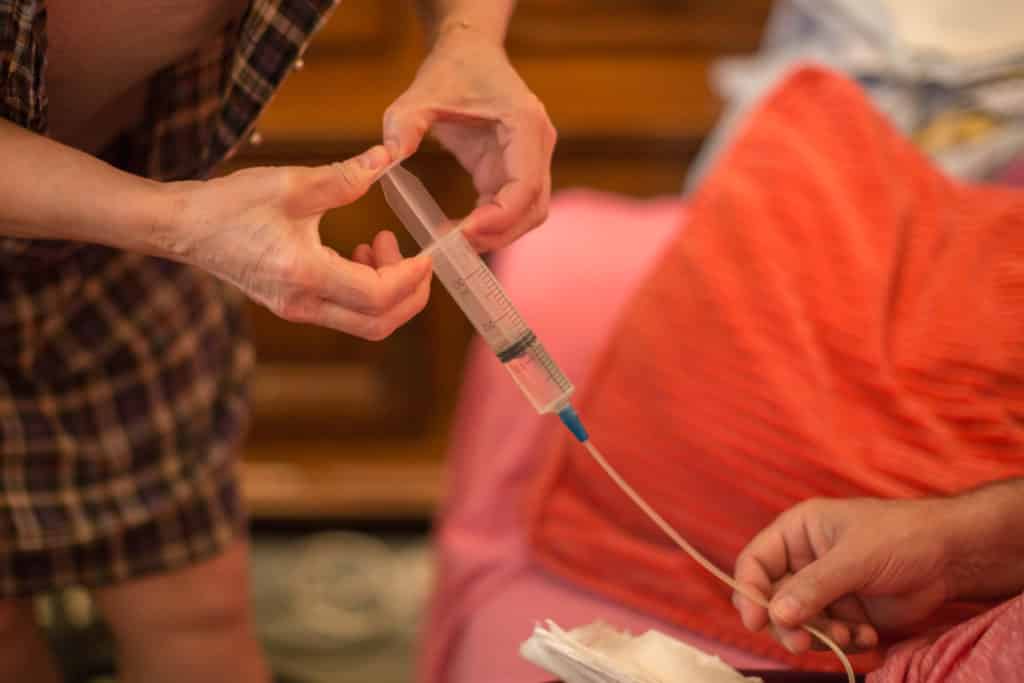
top-left (379, 165), bottom-right (589, 442)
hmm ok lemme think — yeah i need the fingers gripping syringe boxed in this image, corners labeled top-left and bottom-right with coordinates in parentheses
top-left (379, 165), bottom-right (588, 442)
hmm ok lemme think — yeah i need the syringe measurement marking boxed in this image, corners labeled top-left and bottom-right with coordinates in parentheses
top-left (453, 267), bottom-right (508, 304)
top-left (435, 234), bottom-right (529, 345)
top-left (452, 266), bottom-right (525, 338)
top-left (451, 265), bottom-right (484, 293)
top-left (536, 347), bottom-right (571, 390)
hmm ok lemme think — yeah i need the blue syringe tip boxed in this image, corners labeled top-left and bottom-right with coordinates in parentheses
top-left (558, 405), bottom-right (589, 443)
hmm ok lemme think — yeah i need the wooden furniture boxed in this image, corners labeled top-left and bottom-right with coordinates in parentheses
top-left (233, 0), bottom-right (772, 519)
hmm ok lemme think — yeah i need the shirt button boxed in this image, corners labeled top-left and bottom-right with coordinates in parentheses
top-left (293, 58), bottom-right (305, 72)
top-left (249, 131), bottom-right (264, 146)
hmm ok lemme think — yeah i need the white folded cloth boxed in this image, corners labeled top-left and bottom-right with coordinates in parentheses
top-left (521, 621), bottom-right (763, 683)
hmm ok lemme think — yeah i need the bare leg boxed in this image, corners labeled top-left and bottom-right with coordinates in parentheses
top-left (0, 598), bottom-right (62, 683)
top-left (94, 539), bottom-right (271, 683)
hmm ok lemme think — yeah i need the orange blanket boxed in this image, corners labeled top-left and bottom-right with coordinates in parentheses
top-left (528, 66), bottom-right (1024, 672)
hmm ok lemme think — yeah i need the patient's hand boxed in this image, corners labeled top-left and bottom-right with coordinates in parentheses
top-left (731, 497), bottom-right (954, 654)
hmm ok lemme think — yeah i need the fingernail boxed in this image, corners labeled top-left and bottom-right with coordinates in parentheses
top-left (358, 145), bottom-right (389, 171)
top-left (771, 596), bottom-right (801, 624)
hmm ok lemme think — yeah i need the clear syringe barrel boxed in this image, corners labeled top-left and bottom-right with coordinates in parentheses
top-left (380, 165), bottom-right (574, 416)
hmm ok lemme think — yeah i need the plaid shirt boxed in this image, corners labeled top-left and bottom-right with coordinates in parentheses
top-left (0, 0), bottom-right (338, 594)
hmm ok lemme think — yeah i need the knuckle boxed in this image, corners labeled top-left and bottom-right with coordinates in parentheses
top-left (734, 548), bottom-right (753, 570)
top-left (274, 292), bottom-right (314, 324)
top-left (776, 505), bottom-right (801, 527)
top-left (383, 102), bottom-right (405, 124)
top-left (360, 287), bottom-right (390, 316)
top-left (383, 103), bottom-right (424, 142)
top-left (803, 497), bottom-right (830, 513)
top-left (523, 94), bottom-right (547, 120)
top-left (358, 318), bottom-right (392, 342)
top-left (526, 97), bottom-right (555, 133)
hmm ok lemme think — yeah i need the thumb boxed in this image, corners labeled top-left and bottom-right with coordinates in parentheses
top-left (382, 105), bottom-right (435, 162)
top-left (287, 145), bottom-right (392, 216)
top-left (770, 549), bottom-right (864, 628)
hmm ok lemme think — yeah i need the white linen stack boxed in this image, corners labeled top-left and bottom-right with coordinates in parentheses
top-left (521, 621), bottom-right (763, 683)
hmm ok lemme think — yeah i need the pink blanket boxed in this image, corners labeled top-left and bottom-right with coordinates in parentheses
top-left (869, 593), bottom-right (1024, 683)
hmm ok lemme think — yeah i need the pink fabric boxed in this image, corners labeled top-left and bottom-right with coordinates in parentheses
top-left (870, 593), bottom-right (1024, 683)
top-left (418, 190), bottom-right (783, 683)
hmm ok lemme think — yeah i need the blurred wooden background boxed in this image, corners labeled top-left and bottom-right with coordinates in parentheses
top-left (233, 0), bottom-right (772, 519)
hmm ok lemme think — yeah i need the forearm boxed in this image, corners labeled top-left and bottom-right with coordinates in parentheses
top-left (0, 118), bottom-right (176, 256)
top-left (944, 477), bottom-right (1024, 602)
top-left (416, 0), bottom-right (515, 45)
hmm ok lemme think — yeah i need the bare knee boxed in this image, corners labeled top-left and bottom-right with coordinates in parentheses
top-left (96, 541), bottom-right (255, 640)
top-left (142, 570), bottom-right (252, 635)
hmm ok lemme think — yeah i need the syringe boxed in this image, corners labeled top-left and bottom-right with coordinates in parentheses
top-left (379, 165), bottom-right (588, 443)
